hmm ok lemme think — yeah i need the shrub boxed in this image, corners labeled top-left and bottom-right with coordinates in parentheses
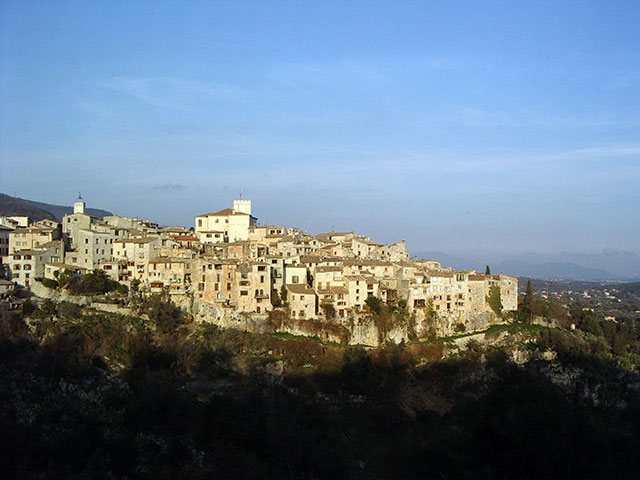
top-left (486, 285), bottom-right (503, 316)
top-left (271, 289), bottom-right (282, 308)
top-left (21, 299), bottom-right (36, 316)
top-left (365, 295), bottom-right (383, 315)
top-left (321, 303), bottom-right (336, 320)
top-left (58, 301), bottom-right (83, 320)
top-left (40, 277), bottom-right (59, 289)
top-left (66, 269), bottom-right (125, 296)
top-left (146, 294), bottom-right (183, 333)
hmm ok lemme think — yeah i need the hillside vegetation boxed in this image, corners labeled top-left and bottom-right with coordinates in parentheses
top-left (0, 192), bottom-right (112, 221)
top-left (1, 287), bottom-right (639, 479)
top-left (0, 192), bottom-right (56, 221)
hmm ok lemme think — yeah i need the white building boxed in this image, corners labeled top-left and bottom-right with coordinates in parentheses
top-left (195, 199), bottom-right (258, 243)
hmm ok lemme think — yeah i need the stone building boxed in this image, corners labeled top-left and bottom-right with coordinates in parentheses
top-left (195, 198), bottom-right (258, 243)
top-left (286, 284), bottom-right (317, 319)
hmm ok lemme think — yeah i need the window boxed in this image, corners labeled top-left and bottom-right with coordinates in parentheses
top-left (240, 290), bottom-right (248, 296)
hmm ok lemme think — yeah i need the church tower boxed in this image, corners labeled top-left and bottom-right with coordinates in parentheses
top-left (232, 192), bottom-right (251, 215)
top-left (73, 193), bottom-right (85, 214)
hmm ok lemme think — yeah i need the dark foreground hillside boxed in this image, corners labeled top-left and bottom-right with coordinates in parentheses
top-left (1, 299), bottom-right (639, 479)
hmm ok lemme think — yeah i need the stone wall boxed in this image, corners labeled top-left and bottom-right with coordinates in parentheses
top-left (415, 310), bottom-right (503, 338)
top-left (29, 283), bottom-right (506, 348)
top-left (30, 280), bottom-right (92, 306)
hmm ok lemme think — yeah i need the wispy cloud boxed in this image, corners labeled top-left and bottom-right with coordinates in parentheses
top-left (438, 106), bottom-right (629, 129)
top-left (95, 77), bottom-right (251, 111)
top-left (151, 183), bottom-right (187, 192)
top-left (265, 59), bottom-right (387, 87)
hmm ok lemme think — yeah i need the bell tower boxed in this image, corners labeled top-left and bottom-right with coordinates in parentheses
top-left (73, 193), bottom-right (85, 214)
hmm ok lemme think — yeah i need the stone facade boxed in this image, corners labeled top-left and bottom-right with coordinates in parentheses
top-left (12, 196), bottom-right (519, 347)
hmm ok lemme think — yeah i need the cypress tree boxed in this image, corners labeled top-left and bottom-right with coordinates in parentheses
top-left (522, 279), bottom-right (534, 322)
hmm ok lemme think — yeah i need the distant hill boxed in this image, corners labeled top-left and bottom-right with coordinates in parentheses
top-left (412, 251), bottom-right (480, 270)
top-left (0, 193), bottom-right (112, 222)
top-left (413, 250), bottom-right (629, 281)
top-left (0, 193), bottom-right (57, 221)
top-left (495, 260), bottom-right (622, 282)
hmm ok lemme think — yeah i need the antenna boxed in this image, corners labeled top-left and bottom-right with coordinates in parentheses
top-left (240, 189), bottom-right (243, 200)
top-left (78, 191), bottom-right (83, 200)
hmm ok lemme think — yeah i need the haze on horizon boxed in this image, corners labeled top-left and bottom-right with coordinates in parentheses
top-left (1, 1), bottom-right (639, 258)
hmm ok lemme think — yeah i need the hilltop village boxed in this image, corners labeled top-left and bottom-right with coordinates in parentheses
top-left (1, 197), bottom-right (518, 344)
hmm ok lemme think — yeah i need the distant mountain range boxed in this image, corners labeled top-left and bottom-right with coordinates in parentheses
top-left (0, 193), bottom-right (112, 222)
top-left (413, 250), bottom-right (640, 282)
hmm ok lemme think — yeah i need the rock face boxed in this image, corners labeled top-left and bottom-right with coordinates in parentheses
top-left (30, 284), bottom-right (506, 347)
top-left (189, 297), bottom-right (502, 347)
top-left (414, 310), bottom-right (502, 338)
top-left (30, 281), bottom-right (92, 306)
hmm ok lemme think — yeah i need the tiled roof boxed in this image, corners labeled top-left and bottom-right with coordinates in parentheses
top-left (196, 208), bottom-right (234, 217)
top-left (316, 266), bottom-right (342, 273)
top-left (286, 284), bottom-right (315, 295)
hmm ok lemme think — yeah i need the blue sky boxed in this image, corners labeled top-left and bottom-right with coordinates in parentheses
top-left (1, 1), bottom-right (639, 256)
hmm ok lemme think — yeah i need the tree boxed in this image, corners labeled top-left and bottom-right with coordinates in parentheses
top-left (21, 299), bottom-right (36, 316)
top-left (455, 323), bottom-right (466, 333)
top-left (486, 285), bottom-right (503, 317)
top-left (271, 288), bottom-right (282, 308)
top-left (147, 294), bottom-right (183, 333)
top-left (424, 298), bottom-right (436, 321)
top-left (58, 269), bottom-right (74, 288)
top-left (40, 277), bottom-right (59, 289)
top-left (365, 295), bottom-right (383, 315)
top-left (485, 265), bottom-right (491, 275)
top-left (280, 285), bottom-right (288, 304)
top-left (65, 269), bottom-right (125, 296)
top-left (521, 279), bottom-right (534, 322)
top-left (321, 303), bottom-right (336, 320)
